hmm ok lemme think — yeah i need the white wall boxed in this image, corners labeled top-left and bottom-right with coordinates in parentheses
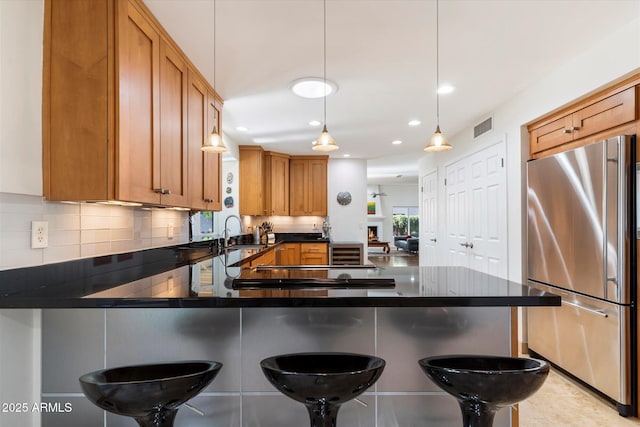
top-left (328, 159), bottom-right (367, 244)
top-left (0, 0), bottom-right (43, 195)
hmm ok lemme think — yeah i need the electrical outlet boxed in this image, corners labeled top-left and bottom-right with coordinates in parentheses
top-left (31, 221), bottom-right (49, 248)
top-left (167, 223), bottom-right (174, 239)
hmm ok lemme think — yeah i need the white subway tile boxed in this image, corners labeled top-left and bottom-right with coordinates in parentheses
top-left (81, 215), bottom-right (111, 230)
top-left (110, 228), bottom-right (134, 242)
top-left (44, 213), bottom-right (81, 231)
top-left (0, 212), bottom-right (33, 232)
top-left (81, 229), bottom-right (111, 244)
top-left (49, 229), bottom-right (81, 246)
top-left (80, 203), bottom-right (112, 216)
top-left (81, 242), bottom-right (112, 258)
top-left (43, 245), bottom-right (81, 264)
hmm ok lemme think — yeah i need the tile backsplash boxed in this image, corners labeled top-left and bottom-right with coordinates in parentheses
top-left (0, 193), bottom-right (189, 270)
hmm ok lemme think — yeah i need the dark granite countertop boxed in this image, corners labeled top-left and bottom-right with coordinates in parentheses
top-left (0, 243), bottom-right (560, 309)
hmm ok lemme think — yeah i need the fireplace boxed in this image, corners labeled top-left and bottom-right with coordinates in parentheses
top-left (368, 226), bottom-right (378, 241)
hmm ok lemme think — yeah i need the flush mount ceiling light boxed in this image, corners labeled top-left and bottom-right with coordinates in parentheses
top-left (312, 0), bottom-right (339, 152)
top-left (408, 119), bottom-right (421, 127)
top-left (291, 77), bottom-right (338, 99)
top-left (309, 120), bottom-right (322, 126)
top-left (236, 126), bottom-right (249, 132)
top-left (424, 0), bottom-right (452, 153)
top-left (202, 0), bottom-right (228, 153)
top-left (392, 140), bottom-right (403, 145)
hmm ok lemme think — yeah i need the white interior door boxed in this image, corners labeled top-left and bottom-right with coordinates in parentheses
top-left (422, 170), bottom-right (438, 266)
top-left (445, 140), bottom-right (508, 278)
top-left (445, 161), bottom-right (469, 267)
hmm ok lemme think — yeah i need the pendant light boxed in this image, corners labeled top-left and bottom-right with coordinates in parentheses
top-left (202, 0), bottom-right (228, 153)
top-left (424, 0), bottom-right (452, 153)
top-left (312, 0), bottom-right (339, 152)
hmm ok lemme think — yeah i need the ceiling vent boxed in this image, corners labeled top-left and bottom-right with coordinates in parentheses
top-left (473, 116), bottom-right (493, 139)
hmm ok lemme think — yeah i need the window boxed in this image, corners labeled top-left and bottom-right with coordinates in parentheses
top-left (190, 211), bottom-right (215, 241)
top-left (392, 206), bottom-right (419, 237)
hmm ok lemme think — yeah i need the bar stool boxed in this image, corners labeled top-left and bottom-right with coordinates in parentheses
top-left (79, 360), bottom-right (222, 427)
top-left (419, 355), bottom-right (548, 427)
top-left (260, 352), bottom-right (385, 427)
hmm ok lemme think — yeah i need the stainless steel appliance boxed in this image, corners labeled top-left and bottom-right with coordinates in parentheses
top-left (527, 135), bottom-right (637, 416)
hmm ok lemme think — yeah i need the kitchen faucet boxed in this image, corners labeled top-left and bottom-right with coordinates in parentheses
top-left (223, 214), bottom-right (243, 248)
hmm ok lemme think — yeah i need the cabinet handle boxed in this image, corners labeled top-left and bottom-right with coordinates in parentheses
top-left (458, 242), bottom-right (474, 249)
top-left (163, 189), bottom-right (171, 195)
top-left (562, 129), bottom-right (572, 134)
top-left (204, 198), bottom-right (214, 203)
top-left (154, 188), bottom-right (165, 194)
top-left (562, 300), bottom-right (608, 318)
top-left (572, 126), bottom-right (580, 131)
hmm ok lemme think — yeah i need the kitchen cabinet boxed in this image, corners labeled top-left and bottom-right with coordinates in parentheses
top-left (239, 147), bottom-right (324, 217)
top-left (240, 249), bottom-right (276, 267)
top-left (300, 242), bottom-right (328, 265)
top-left (529, 86), bottom-right (636, 157)
top-left (276, 243), bottom-right (301, 265)
top-left (264, 152), bottom-right (290, 216)
top-left (43, 0), bottom-right (222, 208)
top-left (289, 157), bottom-right (328, 216)
top-left (239, 146), bottom-right (265, 215)
top-left (188, 70), bottom-right (222, 211)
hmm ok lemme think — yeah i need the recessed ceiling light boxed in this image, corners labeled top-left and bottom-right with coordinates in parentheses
top-left (392, 140), bottom-right (403, 145)
top-left (253, 137), bottom-right (277, 144)
top-left (343, 154), bottom-right (350, 158)
top-left (309, 120), bottom-right (322, 126)
top-left (437, 84), bottom-right (455, 95)
top-left (236, 126), bottom-right (249, 132)
top-left (290, 77), bottom-right (338, 99)
top-left (408, 119), bottom-right (421, 126)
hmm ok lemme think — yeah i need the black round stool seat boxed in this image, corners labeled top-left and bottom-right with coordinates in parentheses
top-left (419, 355), bottom-right (548, 427)
top-left (260, 352), bottom-right (385, 427)
top-left (79, 360), bottom-right (222, 427)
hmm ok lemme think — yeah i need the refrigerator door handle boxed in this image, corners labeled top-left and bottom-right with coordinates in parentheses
top-left (562, 300), bottom-right (609, 318)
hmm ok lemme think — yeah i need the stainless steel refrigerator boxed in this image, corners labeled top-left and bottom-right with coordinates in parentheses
top-left (527, 135), bottom-right (637, 416)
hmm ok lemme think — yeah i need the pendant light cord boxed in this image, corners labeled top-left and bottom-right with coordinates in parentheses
top-left (323, 0), bottom-right (327, 125)
top-left (213, 0), bottom-right (216, 91)
top-left (435, 0), bottom-right (440, 126)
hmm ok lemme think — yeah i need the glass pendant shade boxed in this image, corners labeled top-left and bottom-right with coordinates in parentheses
top-left (424, 125), bottom-right (452, 152)
top-left (312, 125), bottom-right (339, 152)
top-left (202, 127), bottom-right (227, 152)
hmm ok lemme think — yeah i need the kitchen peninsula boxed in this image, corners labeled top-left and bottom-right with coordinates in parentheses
top-left (0, 242), bottom-right (559, 427)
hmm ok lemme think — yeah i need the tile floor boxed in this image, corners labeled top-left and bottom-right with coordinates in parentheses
top-left (520, 366), bottom-right (640, 426)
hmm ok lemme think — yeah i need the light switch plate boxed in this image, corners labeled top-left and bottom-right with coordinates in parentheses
top-left (31, 221), bottom-right (49, 248)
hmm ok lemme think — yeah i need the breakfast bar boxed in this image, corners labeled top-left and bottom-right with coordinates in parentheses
top-left (0, 244), bottom-right (560, 426)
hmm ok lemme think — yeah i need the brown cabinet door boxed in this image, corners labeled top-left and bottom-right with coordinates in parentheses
top-left (265, 153), bottom-right (290, 215)
top-left (300, 243), bottom-right (328, 265)
top-left (117, 0), bottom-right (161, 204)
top-left (306, 158), bottom-right (327, 216)
top-left (572, 87), bottom-right (636, 140)
top-left (187, 70), bottom-right (209, 210)
top-left (239, 146), bottom-right (266, 215)
top-left (288, 159), bottom-right (308, 215)
top-left (529, 115), bottom-right (573, 155)
top-left (204, 92), bottom-right (223, 211)
top-left (277, 243), bottom-right (300, 265)
top-left (289, 158), bottom-right (327, 216)
top-left (158, 40), bottom-right (188, 206)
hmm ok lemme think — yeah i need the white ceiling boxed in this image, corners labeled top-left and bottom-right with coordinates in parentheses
top-left (143, 0), bottom-right (639, 184)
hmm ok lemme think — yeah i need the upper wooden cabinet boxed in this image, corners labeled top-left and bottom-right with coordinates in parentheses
top-left (43, 0), bottom-right (222, 209)
top-left (529, 86), bottom-right (637, 157)
top-left (264, 151), bottom-right (290, 216)
top-left (289, 157), bottom-right (328, 216)
top-left (239, 146), bottom-right (266, 215)
top-left (188, 70), bottom-right (222, 211)
top-left (239, 147), bottom-right (326, 216)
